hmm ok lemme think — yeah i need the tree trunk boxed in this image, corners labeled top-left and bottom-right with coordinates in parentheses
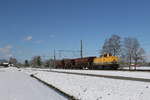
top-left (134, 59), bottom-right (138, 71)
top-left (129, 56), bottom-right (131, 70)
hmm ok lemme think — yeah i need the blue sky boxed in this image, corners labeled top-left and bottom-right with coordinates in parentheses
top-left (0, 0), bottom-right (150, 61)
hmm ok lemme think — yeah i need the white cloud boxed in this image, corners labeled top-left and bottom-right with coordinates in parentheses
top-left (24, 36), bottom-right (33, 41)
top-left (0, 45), bottom-right (13, 59)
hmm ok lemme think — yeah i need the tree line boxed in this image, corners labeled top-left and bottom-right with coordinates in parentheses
top-left (23, 56), bottom-right (54, 68)
top-left (0, 56), bottom-right (54, 68)
top-left (101, 34), bottom-right (146, 69)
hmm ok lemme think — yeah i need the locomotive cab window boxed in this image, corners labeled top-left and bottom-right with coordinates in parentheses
top-left (108, 53), bottom-right (112, 56)
top-left (104, 54), bottom-right (107, 57)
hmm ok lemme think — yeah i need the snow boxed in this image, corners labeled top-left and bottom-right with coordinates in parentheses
top-left (51, 68), bottom-right (150, 80)
top-left (32, 71), bottom-right (150, 100)
top-left (0, 67), bottom-right (68, 100)
top-left (122, 66), bottom-right (150, 70)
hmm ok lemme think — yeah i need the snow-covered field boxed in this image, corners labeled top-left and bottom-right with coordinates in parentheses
top-left (0, 67), bottom-right (68, 100)
top-left (27, 69), bottom-right (150, 100)
top-left (51, 68), bottom-right (150, 80)
top-left (122, 66), bottom-right (150, 70)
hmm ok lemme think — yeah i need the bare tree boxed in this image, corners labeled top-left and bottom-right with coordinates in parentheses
top-left (9, 57), bottom-right (17, 66)
top-left (101, 35), bottom-right (121, 56)
top-left (101, 39), bottom-right (110, 54)
top-left (31, 56), bottom-right (42, 67)
top-left (132, 48), bottom-right (145, 70)
top-left (124, 37), bottom-right (134, 69)
top-left (124, 37), bottom-right (145, 70)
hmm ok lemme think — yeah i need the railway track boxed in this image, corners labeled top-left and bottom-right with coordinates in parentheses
top-left (39, 68), bottom-right (150, 72)
top-left (115, 69), bottom-right (150, 72)
top-left (47, 70), bottom-right (150, 83)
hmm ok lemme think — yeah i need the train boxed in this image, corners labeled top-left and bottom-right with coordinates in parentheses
top-left (54, 53), bottom-right (119, 70)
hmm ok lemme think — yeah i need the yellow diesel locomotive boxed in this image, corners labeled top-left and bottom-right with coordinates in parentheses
top-left (93, 53), bottom-right (119, 69)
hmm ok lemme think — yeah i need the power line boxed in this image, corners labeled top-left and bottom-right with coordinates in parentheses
top-left (57, 50), bottom-right (80, 59)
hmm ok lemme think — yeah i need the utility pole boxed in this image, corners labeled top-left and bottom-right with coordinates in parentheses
top-left (53, 49), bottom-right (56, 68)
top-left (80, 40), bottom-right (83, 58)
